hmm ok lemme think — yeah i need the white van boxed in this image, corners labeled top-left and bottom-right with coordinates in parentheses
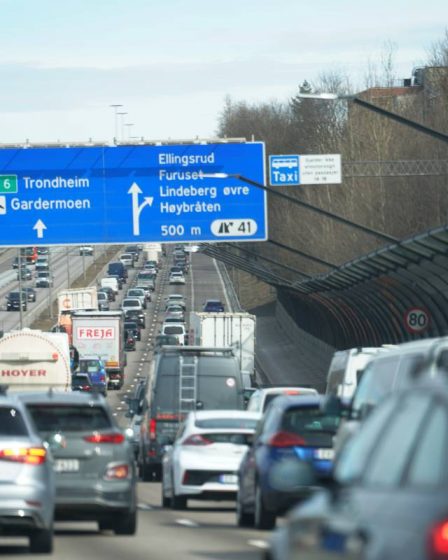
top-left (161, 322), bottom-right (186, 345)
top-left (325, 347), bottom-right (385, 400)
top-left (101, 277), bottom-right (119, 295)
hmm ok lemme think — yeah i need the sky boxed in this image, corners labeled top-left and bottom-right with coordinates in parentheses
top-left (0, 0), bottom-right (446, 144)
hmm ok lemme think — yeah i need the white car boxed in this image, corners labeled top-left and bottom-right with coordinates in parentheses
top-left (119, 253), bottom-right (134, 268)
top-left (126, 288), bottom-right (147, 309)
top-left (246, 386), bottom-right (318, 413)
top-left (169, 272), bottom-right (185, 285)
top-left (79, 245), bottom-right (94, 256)
top-left (121, 297), bottom-right (143, 312)
top-left (165, 294), bottom-right (186, 310)
top-left (162, 410), bottom-right (261, 510)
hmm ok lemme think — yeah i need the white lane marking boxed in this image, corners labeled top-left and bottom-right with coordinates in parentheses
top-left (248, 540), bottom-right (269, 549)
top-left (126, 389), bottom-right (132, 393)
top-left (175, 519), bottom-right (199, 528)
top-left (138, 503), bottom-right (153, 511)
top-left (116, 406), bottom-right (123, 411)
top-left (113, 412), bottom-right (118, 416)
top-left (213, 258), bottom-right (232, 312)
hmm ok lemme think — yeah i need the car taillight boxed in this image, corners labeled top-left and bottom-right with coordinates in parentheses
top-left (104, 464), bottom-right (129, 480)
top-left (99, 375), bottom-right (106, 382)
top-left (83, 385), bottom-right (92, 391)
top-left (268, 432), bottom-right (306, 448)
top-left (149, 419), bottom-right (157, 440)
top-left (0, 447), bottom-right (47, 465)
top-left (182, 434), bottom-right (212, 446)
top-left (429, 520), bottom-right (448, 559)
top-left (84, 432), bottom-right (125, 444)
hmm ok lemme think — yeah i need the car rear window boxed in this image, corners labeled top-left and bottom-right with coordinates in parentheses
top-left (27, 405), bottom-right (111, 432)
top-left (263, 390), bottom-right (315, 411)
top-left (195, 418), bottom-right (258, 430)
top-left (192, 433), bottom-right (253, 445)
top-left (164, 326), bottom-right (184, 335)
top-left (0, 407), bottom-right (29, 436)
top-left (281, 406), bottom-right (340, 446)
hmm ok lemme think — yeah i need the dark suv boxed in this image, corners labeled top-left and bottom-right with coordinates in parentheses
top-left (6, 291), bottom-right (27, 311)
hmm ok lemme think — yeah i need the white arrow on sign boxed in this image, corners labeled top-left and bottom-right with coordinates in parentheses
top-left (127, 182), bottom-right (153, 236)
top-left (33, 219), bottom-right (47, 239)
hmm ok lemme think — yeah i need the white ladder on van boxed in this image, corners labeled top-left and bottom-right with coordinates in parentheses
top-left (179, 354), bottom-right (198, 415)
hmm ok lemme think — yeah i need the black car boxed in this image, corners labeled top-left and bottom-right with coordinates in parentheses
top-left (98, 286), bottom-right (115, 302)
top-left (23, 287), bottom-right (37, 302)
top-left (267, 377), bottom-right (448, 560)
top-left (124, 308), bottom-right (145, 328)
top-left (124, 321), bottom-right (141, 341)
top-left (154, 334), bottom-right (179, 351)
top-left (6, 291), bottom-right (27, 311)
top-left (71, 373), bottom-right (93, 393)
top-left (107, 261), bottom-right (127, 282)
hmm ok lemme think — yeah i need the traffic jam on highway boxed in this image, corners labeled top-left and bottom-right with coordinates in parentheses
top-left (0, 242), bottom-right (447, 560)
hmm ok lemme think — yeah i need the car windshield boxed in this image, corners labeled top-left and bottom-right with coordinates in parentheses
top-left (0, 407), bottom-right (28, 436)
top-left (27, 404), bottom-right (111, 432)
top-left (79, 360), bottom-right (101, 373)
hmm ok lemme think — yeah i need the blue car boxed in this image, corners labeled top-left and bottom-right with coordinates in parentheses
top-left (202, 299), bottom-right (225, 312)
top-left (237, 395), bottom-right (339, 530)
top-left (78, 355), bottom-right (107, 396)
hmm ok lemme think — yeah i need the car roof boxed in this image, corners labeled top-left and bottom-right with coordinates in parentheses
top-left (16, 391), bottom-right (106, 405)
top-left (268, 394), bottom-right (324, 409)
top-left (190, 410), bottom-right (261, 420)
top-left (255, 386), bottom-right (318, 397)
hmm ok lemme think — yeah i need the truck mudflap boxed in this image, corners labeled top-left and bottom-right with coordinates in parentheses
top-left (107, 370), bottom-right (123, 390)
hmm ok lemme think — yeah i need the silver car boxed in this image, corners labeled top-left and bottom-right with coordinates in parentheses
top-left (0, 393), bottom-right (55, 553)
top-left (18, 392), bottom-right (137, 535)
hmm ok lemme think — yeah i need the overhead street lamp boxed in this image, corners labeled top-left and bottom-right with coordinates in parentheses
top-left (201, 173), bottom-right (397, 243)
top-left (297, 93), bottom-right (448, 144)
top-left (117, 112), bottom-right (128, 141)
top-left (124, 123), bottom-right (134, 139)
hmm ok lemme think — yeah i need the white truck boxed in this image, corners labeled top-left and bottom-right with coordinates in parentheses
top-left (189, 312), bottom-right (256, 387)
top-left (57, 287), bottom-right (98, 315)
top-left (0, 329), bottom-right (72, 392)
top-left (71, 311), bottom-right (125, 390)
top-left (143, 243), bottom-right (162, 264)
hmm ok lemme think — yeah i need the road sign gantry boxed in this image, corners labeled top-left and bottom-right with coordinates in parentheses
top-left (0, 142), bottom-right (267, 246)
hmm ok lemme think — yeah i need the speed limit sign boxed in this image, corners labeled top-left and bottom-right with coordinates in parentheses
top-left (404, 307), bottom-right (430, 334)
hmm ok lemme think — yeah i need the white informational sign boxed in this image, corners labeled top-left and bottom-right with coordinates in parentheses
top-left (299, 154), bottom-right (341, 185)
top-left (404, 307), bottom-right (430, 334)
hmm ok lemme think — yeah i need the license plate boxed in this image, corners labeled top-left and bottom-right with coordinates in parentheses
top-left (220, 474), bottom-right (238, 484)
top-left (315, 448), bottom-right (334, 460)
top-left (54, 459), bottom-right (80, 473)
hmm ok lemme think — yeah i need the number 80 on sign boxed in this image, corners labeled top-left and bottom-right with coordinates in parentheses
top-left (404, 307), bottom-right (430, 334)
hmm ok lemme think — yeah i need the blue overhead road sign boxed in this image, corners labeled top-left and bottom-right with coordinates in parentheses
top-left (0, 142), bottom-right (267, 246)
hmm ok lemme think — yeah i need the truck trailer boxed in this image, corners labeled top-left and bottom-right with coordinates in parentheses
top-left (0, 328), bottom-right (72, 392)
top-left (189, 312), bottom-right (256, 387)
top-left (71, 311), bottom-right (126, 389)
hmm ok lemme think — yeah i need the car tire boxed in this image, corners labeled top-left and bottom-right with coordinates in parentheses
top-left (254, 484), bottom-right (276, 530)
top-left (161, 478), bottom-right (171, 508)
top-left (171, 492), bottom-right (187, 510)
top-left (236, 489), bottom-right (254, 527)
top-left (113, 510), bottom-right (137, 535)
top-left (29, 528), bottom-right (53, 553)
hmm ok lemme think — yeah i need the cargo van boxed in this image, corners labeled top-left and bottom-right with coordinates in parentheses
top-left (107, 261), bottom-right (127, 282)
top-left (138, 346), bottom-right (245, 481)
top-left (101, 277), bottom-right (119, 295)
top-left (325, 347), bottom-right (385, 400)
top-left (332, 337), bottom-right (448, 454)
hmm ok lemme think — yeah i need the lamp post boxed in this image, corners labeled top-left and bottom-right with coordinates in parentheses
top-left (297, 93), bottom-right (448, 144)
top-left (201, 173), bottom-right (396, 243)
top-left (124, 123), bottom-right (134, 140)
top-left (110, 104), bottom-right (123, 143)
top-left (117, 112), bottom-right (128, 142)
